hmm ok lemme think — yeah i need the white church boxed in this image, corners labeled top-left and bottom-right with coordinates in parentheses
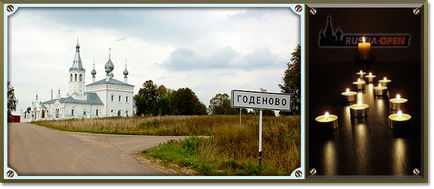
top-left (21, 40), bottom-right (135, 121)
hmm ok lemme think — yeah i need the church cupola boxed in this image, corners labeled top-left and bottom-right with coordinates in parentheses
top-left (105, 48), bottom-right (114, 81)
top-left (68, 37), bottom-right (86, 96)
top-left (123, 59), bottom-right (129, 83)
top-left (91, 59), bottom-right (97, 83)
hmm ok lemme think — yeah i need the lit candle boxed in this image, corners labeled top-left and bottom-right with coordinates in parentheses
top-left (365, 72), bottom-right (376, 83)
top-left (315, 112), bottom-right (338, 130)
top-left (390, 94), bottom-right (408, 111)
top-left (341, 88), bottom-right (357, 102)
top-left (388, 110), bottom-right (411, 129)
top-left (353, 78), bottom-right (366, 90)
top-left (350, 100), bottom-right (369, 118)
top-left (358, 36), bottom-right (371, 60)
top-left (373, 83), bottom-right (388, 96)
top-left (356, 70), bottom-right (366, 79)
top-left (379, 77), bottom-right (391, 87)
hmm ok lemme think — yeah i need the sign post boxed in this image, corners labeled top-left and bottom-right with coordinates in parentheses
top-left (231, 90), bottom-right (290, 168)
top-left (258, 109), bottom-right (262, 166)
top-left (239, 108), bottom-right (242, 127)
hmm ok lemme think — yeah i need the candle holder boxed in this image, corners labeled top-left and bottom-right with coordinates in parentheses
top-left (350, 102), bottom-right (369, 118)
top-left (379, 77), bottom-right (391, 87)
top-left (365, 72), bottom-right (376, 83)
top-left (389, 94), bottom-right (407, 111)
top-left (388, 111), bottom-right (411, 129)
top-left (373, 84), bottom-right (388, 96)
top-left (353, 79), bottom-right (366, 90)
top-left (341, 89), bottom-right (357, 102)
top-left (315, 112), bottom-right (338, 130)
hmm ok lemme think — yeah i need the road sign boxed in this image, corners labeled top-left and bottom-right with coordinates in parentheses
top-left (231, 90), bottom-right (291, 111)
top-left (230, 89), bottom-right (291, 168)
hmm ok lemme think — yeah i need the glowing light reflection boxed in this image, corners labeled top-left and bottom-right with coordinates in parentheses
top-left (324, 140), bottom-right (336, 175)
top-left (393, 138), bottom-right (406, 175)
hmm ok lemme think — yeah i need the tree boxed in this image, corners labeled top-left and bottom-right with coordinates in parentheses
top-left (7, 81), bottom-right (18, 122)
top-left (279, 44), bottom-right (301, 115)
top-left (209, 93), bottom-right (238, 115)
top-left (134, 80), bottom-right (158, 116)
top-left (155, 85), bottom-right (172, 116)
top-left (169, 88), bottom-right (206, 115)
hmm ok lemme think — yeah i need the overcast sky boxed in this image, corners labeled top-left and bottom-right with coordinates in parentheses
top-left (8, 7), bottom-right (299, 114)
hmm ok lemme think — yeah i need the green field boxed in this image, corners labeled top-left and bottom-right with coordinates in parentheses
top-left (34, 115), bottom-right (300, 176)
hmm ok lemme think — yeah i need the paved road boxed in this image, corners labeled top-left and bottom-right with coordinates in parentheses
top-left (8, 122), bottom-right (189, 176)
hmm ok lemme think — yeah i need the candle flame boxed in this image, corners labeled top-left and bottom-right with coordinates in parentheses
top-left (358, 78), bottom-right (361, 83)
top-left (325, 112), bottom-right (329, 121)
top-left (384, 77), bottom-right (387, 81)
top-left (397, 94), bottom-right (400, 102)
top-left (369, 72), bottom-right (372, 76)
top-left (346, 88), bottom-right (350, 94)
top-left (360, 70), bottom-right (363, 74)
top-left (362, 36), bottom-right (366, 43)
top-left (398, 110), bottom-right (402, 120)
top-left (379, 83), bottom-right (382, 88)
top-left (358, 101), bottom-right (362, 108)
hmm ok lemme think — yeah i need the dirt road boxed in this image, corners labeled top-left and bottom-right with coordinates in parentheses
top-left (7, 122), bottom-right (189, 176)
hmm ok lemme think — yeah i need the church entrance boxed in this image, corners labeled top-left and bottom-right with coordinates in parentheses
top-left (42, 110), bottom-right (45, 118)
top-left (117, 110), bottom-right (121, 116)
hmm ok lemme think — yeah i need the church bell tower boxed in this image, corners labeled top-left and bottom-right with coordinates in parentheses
top-left (68, 37), bottom-right (86, 96)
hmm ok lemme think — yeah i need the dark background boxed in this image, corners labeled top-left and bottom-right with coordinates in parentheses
top-left (306, 7), bottom-right (423, 177)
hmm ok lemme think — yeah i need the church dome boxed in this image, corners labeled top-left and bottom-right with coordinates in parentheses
top-left (104, 58), bottom-right (114, 75)
top-left (91, 68), bottom-right (96, 76)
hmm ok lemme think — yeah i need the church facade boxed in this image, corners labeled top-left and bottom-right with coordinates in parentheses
top-left (21, 40), bottom-right (135, 122)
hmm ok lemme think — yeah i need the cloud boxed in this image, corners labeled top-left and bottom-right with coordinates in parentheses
top-left (160, 46), bottom-right (282, 71)
top-left (115, 37), bottom-right (125, 42)
top-left (228, 8), bottom-right (289, 21)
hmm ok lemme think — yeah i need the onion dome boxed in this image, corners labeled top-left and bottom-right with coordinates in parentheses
top-left (91, 60), bottom-right (97, 78)
top-left (104, 48), bottom-right (114, 75)
top-left (123, 59), bottom-right (129, 78)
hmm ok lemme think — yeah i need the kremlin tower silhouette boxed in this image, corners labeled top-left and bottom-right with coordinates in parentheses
top-left (320, 17), bottom-right (343, 46)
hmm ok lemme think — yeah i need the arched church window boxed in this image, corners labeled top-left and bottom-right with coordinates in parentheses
top-left (79, 74), bottom-right (82, 81)
top-left (75, 74), bottom-right (77, 81)
top-left (70, 74), bottom-right (73, 81)
top-left (71, 109), bottom-right (74, 116)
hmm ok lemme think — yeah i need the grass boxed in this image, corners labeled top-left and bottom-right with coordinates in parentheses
top-left (34, 114), bottom-right (300, 176)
